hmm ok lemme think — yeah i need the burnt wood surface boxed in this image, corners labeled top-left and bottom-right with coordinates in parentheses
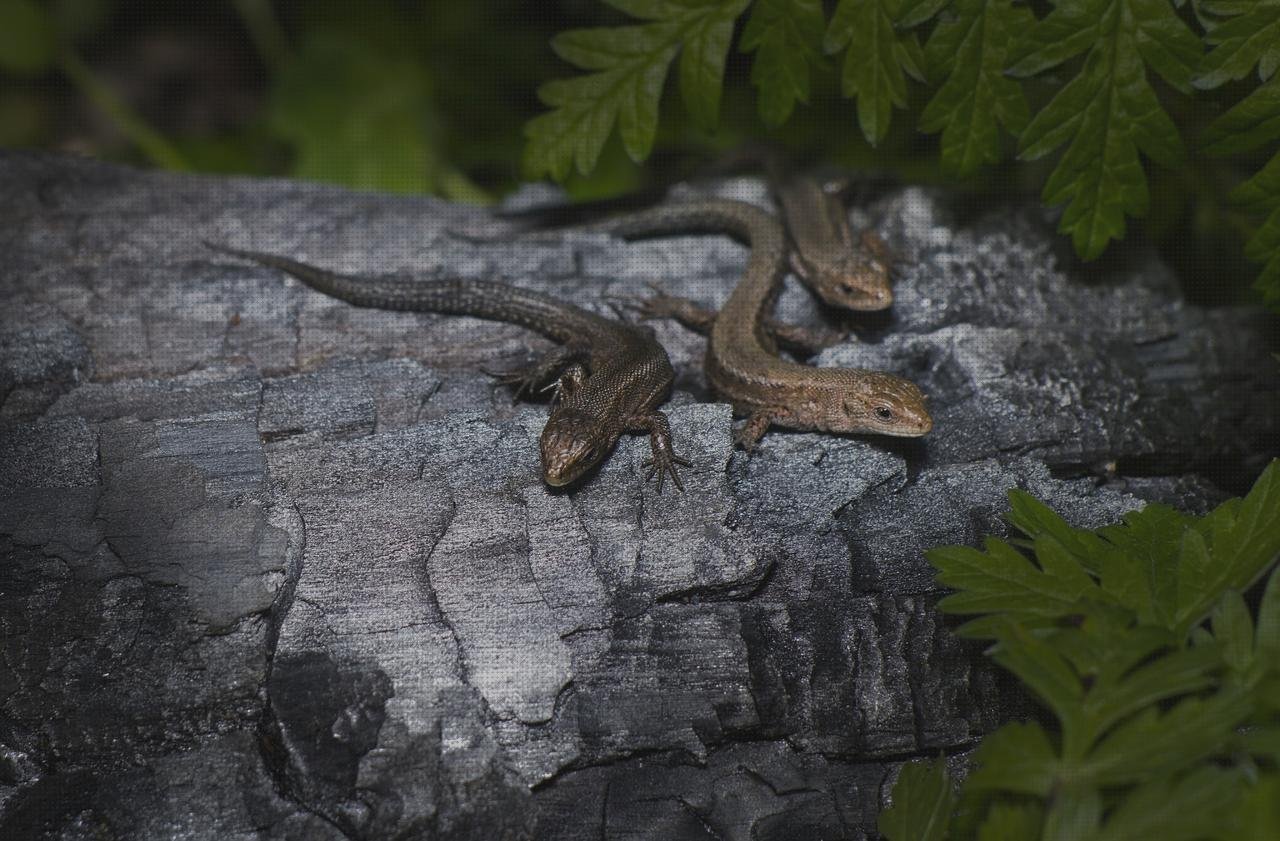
top-left (1, 151), bottom-right (1276, 840)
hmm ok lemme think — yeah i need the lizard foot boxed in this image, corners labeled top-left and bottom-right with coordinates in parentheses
top-left (630, 411), bottom-right (691, 493)
top-left (641, 449), bottom-right (692, 494)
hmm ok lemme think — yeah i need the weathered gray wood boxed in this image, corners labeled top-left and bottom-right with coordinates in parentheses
top-left (1, 151), bottom-right (1275, 839)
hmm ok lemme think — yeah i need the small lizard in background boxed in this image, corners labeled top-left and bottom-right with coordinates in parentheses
top-left (771, 171), bottom-right (895, 311)
top-left (573, 200), bottom-right (932, 450)
top-left (205, 243), bottom-right (690, 490)
top-left (489, 166), bottom-right (895, 348)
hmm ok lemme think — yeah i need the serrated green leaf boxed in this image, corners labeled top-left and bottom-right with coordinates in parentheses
top-left (1007, 0), bottom-right (1101, 78)
top-left (1176, 461), bottom-right (1280, 634)
top-left (1013, 0), bottom-right (1195, 259)
top-left (1202, 74), bottom-right (1280, 155)
top-left (678, 0), bottom-right (749, 131)
top-left (525, 0), bottom-right (749, 180)
top-left (1086, 689), bottom-right (1253, 785)
top-left (976, 800), bottom-right (1044, 841)
top-left (1213, 589), bottom-right (1254, 672)
top-left (824, 0), bottom-right (927, 144)
top-left (1083, 643), bottom-right (1222, 739)
top-left (1005, 490), bottom-right (1116, 577)
top-left (1097, 503), bottom-right (1194, 627)
top-left (552, 24), bottom-right (671, 70)
top-left (991, 625), bottom-right (1085, 726)
top-left (1174, 517), bottom-right (1215, 625)
top-left (1051, 615), bottom-right (1172, 689)
top-left (917, 470), bottom-right (1280, 841)
top-left (1130, 0), bottom-right (1204, 93)
top-left (740, 0), bottom-right (825, 126)
top-left (920, 0), bottom-right (1033, 176)
top-left (966, 722), bottom-right (1059, 796)
top-left (879, 759), bottom-right (956, 841)
top-left (1093, 767), bottom-right (1245, 841)
top-left (0, 0), bottom-right (55, 75)
top-left (1194, 0), bottom-right (1280, 88)
top-left (1230, 149), bottom-right (1280, 208)
top-left (931, 536), bottom-right (1098, 623)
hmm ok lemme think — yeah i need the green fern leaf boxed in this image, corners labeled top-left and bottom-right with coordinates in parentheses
top-left (1010, 0), bottom-right (1201, 260)
top-left (740, 0), bottom-right (826, 126)
top-left (824, 0), bottom-right (930, 145)
top-left (1174, 459), bottom-right (1280, 635)
top-left (919, 0), bottom-right (1033, 176)
top-left (1202, 75), bottom-right (1280, 155)
top-left (1198, 4), bottom-right (1280, 311)
top-left (523, 0), bottom-right (748, 180)
top-left (1195, 0), bottom-right (1280, 87)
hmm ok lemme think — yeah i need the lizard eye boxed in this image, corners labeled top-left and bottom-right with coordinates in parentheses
top-left (874, 406), bottom-right (895, 421)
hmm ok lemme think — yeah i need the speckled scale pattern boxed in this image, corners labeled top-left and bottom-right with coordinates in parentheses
top-left (206, 244), bottom-right (676, 470)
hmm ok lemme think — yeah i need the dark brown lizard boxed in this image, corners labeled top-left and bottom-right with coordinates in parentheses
top-left (573, 201), bottom-right (932, 449)
top-left (204, 243), bottom-right (690, 490)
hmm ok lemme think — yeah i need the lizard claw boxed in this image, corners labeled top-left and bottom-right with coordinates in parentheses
top-left (640, 451), bottom-right (692, 494)
top-left (601, 296), bottom-right (635, 321)
top-left (479, 364), bottom-right (539, 404)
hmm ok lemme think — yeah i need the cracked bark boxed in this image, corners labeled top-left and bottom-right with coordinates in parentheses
top-left (1, 151), bottom-right (1276, 840)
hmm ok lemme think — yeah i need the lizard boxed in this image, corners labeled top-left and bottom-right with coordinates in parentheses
top-left (641, 171), bottom-right (896, 336)
top-left (487, 169), bottom-right (894, 348)
top-left (204, 242), bottom-right (691, 491)
top-left (771, 171), bottom-right (895, 312)
top-left (565, 200), bottom-right (932, 450)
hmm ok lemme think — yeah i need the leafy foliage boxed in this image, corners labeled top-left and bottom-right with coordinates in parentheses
top-left (523, 0), bottom-right (749, 180)
top-left (883, 460), bottom-right (1280, 839)
top-left (919, 0), bottom-right (1032, 176)
top-left (822, 0), bottom-right (929, 145)
top-left (1008, 0), bottom-right (1201, 259)
top-left (2, 1), bottom-right (1277, 307)
top-left (1197, 1), bottom-right (1280, 306)
top-left (739, 0), bottom-right (825, 127)
top-left (521, 0), bottom-right (1280, 310)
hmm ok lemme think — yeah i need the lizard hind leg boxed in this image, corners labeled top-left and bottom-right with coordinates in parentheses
top-left (630, 283), bottom-right (718, 335)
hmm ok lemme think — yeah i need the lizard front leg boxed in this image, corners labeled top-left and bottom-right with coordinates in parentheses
top-left (634, 285), bottom-right (846, 355)
top-left (625, 411), bottom-right (692, 493)
top-left (545, 362), bottom-right (587, 406)
top-left (733, 407), bottom-right (792, 452)
top-left (482, 345), bottom-right (588, 403)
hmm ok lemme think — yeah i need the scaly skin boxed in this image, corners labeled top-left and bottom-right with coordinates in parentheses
top-left (580, 201), bottom-right (932, 450)
top-left (772, 174), bottom-right (894, 312)
top-left (205, 243), bottom-right (689, 490)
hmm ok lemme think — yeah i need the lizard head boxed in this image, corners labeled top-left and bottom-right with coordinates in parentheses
top-left (800, 245), bottom-right (894, 312)
top-left (539, 408), bottom-right (614, 487)
top-left (834, 372), bottom-right (932, 436)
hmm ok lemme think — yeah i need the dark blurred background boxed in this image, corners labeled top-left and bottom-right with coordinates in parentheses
top-left (0, 0), bottom-right (1272, 307)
